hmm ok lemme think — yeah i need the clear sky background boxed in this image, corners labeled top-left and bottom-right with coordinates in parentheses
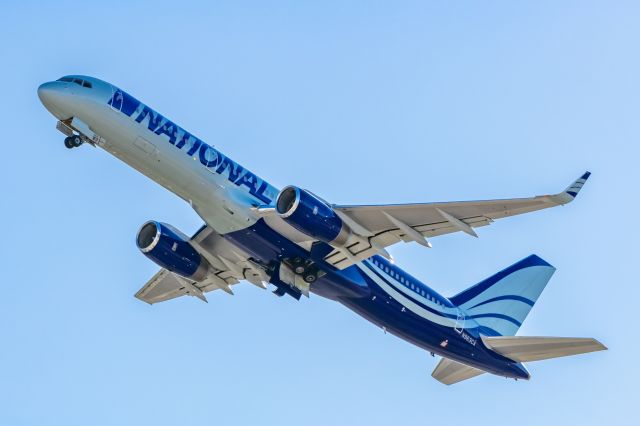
top-left (1, 1), bottom-right (638, 425)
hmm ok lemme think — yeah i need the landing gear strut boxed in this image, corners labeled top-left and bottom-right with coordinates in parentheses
top-left (64, 135), bottom-right (83, 149)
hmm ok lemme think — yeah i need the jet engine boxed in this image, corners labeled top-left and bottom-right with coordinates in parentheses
top-left (275, 186), bottom-right (351, 245)
top-left (136, 221), bottom-right (208, 281)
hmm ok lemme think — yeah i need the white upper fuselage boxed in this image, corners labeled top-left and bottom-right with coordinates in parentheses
top-left (38, 75), bottom-right (279, 235)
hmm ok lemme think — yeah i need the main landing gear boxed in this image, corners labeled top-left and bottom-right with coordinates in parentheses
top-left (289, 257), bottom-right (320, 283)
top-left (64, 135), bottom-right (83, 149)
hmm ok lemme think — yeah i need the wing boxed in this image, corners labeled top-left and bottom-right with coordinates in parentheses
top-left (135, 225), bottom-right (268, 304)
top-left (322, 172), bottom-right (591, 269)
top-left (431, 357), bottom-right (486, 385)
top-left (482, 336), bottom-right (607, 363)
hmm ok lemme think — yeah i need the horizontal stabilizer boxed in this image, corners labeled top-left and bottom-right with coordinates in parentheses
top-left (482, 335), bottom-right (607, 362)
top-left (431, 357), bottom-right (486, 385)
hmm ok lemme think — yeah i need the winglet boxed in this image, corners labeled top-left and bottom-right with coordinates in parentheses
top-left (551, 171), bottom-right (591, 205)
top-left (565, 171), bottom-right (591, 198)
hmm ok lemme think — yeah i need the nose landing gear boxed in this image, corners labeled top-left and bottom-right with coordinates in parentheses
top-left (64, 135), bottom-right (83, 149)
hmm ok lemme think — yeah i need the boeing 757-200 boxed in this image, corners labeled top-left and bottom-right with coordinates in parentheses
top-left (38, 75), bottom-right (606, 384)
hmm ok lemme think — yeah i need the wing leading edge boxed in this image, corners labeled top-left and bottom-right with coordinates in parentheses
top-left (322, 172), bottom-right (591, 269)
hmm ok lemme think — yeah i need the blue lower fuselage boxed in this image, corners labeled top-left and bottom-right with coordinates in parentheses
top-left (225, 219), bottom-right (529, 379)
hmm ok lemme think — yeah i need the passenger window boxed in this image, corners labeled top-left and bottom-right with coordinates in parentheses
top-left (82, 81), bottom-right (92, 88)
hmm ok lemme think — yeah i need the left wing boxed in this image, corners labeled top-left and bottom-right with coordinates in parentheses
top-left (135, 225), bottom-right (267, 304)
top-left (322, 172), bottom-right (590, 269)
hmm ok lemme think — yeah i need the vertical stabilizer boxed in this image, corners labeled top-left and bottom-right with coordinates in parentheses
top-left (450, 255), bottom-right (556, 336)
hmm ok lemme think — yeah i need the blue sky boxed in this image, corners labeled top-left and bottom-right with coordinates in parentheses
top-left (1, 1), bottom-right (638, 425)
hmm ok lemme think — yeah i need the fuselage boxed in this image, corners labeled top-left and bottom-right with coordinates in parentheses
top-left (38, 75), bottom-right (529, 379)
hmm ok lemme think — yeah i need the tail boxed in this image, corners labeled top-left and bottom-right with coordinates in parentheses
top-left (435, 254), bottom-right (607, 385)
top-left (450, 255), bottom-right (556, 336)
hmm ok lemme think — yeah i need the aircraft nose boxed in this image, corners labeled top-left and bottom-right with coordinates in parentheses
top-left (38, 81), bottom-right (71, 119)
top-left (38, 81), bottom-right (62, 105)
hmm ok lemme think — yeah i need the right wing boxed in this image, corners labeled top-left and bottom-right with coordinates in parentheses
top-left (135, 225), bottom-right (267, 304)
top-left (431, 357), bottom-right (486, 385)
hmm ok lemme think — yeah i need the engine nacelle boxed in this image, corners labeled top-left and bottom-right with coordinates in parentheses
top-left (275, 186), bottom-right (351, 245)
top-left (136, 221), bottom-right (208, 281)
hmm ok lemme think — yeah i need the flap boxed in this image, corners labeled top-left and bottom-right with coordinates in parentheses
top-left (135, 269), bottom-right (197, 304)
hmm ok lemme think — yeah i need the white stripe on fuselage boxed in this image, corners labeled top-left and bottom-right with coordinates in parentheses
top-left (359, 260), bottom-right (469, 329)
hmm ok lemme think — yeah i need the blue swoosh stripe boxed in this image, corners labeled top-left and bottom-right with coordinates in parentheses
top-left (449, 254), bottom-right (552, 306)
top-left (470, 313), bottom-right (522, 327)
top-left (467, 295), bottom-right (534, 310)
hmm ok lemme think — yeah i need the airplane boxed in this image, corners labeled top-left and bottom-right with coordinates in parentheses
top-left (38, 75), bottom-right (606, 385)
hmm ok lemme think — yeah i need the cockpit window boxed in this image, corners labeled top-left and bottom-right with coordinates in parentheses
top-left (56, 77), bottom-right (92, 88)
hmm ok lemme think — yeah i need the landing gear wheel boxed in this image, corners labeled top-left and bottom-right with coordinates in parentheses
top-left (64, 135), bottom-right (83, 149)
top-left (291, 257), bottom-right (306, 274)
top-left (302, 265), bottom-right (319, 283)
